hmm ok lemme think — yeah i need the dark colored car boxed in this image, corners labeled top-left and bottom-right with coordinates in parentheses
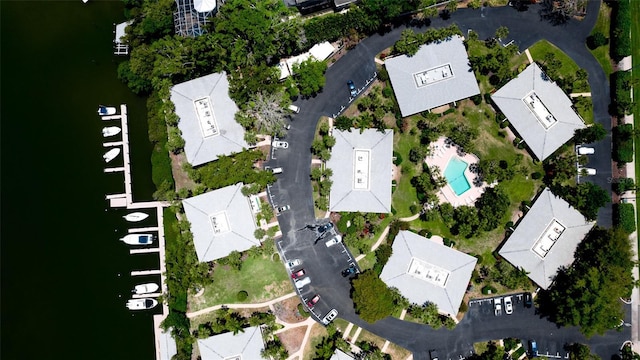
top-left (307, 294), bottom-right (320, 308)
top-left (341, 264), bottom-right (358, 278)
top-left (429, 350), bottom-right (439, 360)
top-left (317, 222), bottom-right (334, 234)
top-left (291, 269), bottom-right (306, 279)
top-left (524, 292), bottom-right (532, 308)
top-left (528, 340), bottom-right (537, 356)
top-left (347, 80), bottom-right (357, 97)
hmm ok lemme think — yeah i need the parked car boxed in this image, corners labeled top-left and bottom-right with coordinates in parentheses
top-left (577, 146), bottom-right (595, 155)
top-left (286, 259), bottom-right (301, 269)
top-left (321, 309), bottom-right (338, 325)
top-left (494, 298), bottom-right (503, 316)
top-left (341, 264), bottom-right (359, 278)
top-left (317, 222), bottom-right (334, 233)
top-left (288, 104), bottom-right (300, 113)
top-left (291, 269), bottom-right (306, 279)
top-left (325, 234), bottom-right (342, 247)
top-left (528, 340), bottom-right (538, 356)
top-left (579, 167), bottom-right (596, 175)
top-left (504, 296), bottom-right (513, 315)
top-left (429, 350), bottom-right (439, 360)
top-left (265, 166), bottom-right (283, 174)
top-left (347, 80), bottom-right (357, 97)
top-left (295, 277), bottom-right (311, 289)
top-left (524, 293), bottom-right (533, 308)
top-left (276, 205), bottom-right (290, 216)
top-left (306, 294), bottom-right (320, 308)
top-left (273, 141), bottom-right (289, 149)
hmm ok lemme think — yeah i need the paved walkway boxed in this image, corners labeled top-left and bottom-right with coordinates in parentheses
top-left (524, 49), bottom-right (533, 64)
top-left (186, 291), bottom-right (297, 318)
top-left (569, 92), bottom-right (592, 97)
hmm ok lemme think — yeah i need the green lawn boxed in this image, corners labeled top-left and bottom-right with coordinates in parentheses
top-left (391, 128), bottom-right (421, 217)
top-left (589, 2), bottom-right (614, 76)
top-left (632, 0), bottom-right (640, 244)
top-left (189, 251), bottom-right (292, 311)
top-left (528, 40), bottom-right (581, 80)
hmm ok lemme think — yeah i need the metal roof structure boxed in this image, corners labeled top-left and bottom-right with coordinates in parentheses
top-left (183, 183), bottom-right (259, 262)
top-left (499, 188), bottom-right (594, 289)
top-left (491, 63), bottom-right (586, 161)
top-left (331, 349), bottom-right (355, 360)
top-left (198, 326), bottom-right (264, 360)
top-left (385, 36), bottom-right (480, 117)
top-left (170, 72), bottom-right (249, 166)
top-left (174, 0), bottom-right (214, 37)
top-left (157, 328), bottom-right (178, 360)
top-left (380, 231), bottom-right (477, 316)
top-left (327, 129), bottom-right (393, 213)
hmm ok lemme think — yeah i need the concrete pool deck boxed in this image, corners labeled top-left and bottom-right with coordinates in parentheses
top-left (425, 137), bottom-right (490, 208)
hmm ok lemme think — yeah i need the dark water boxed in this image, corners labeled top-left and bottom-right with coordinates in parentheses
top-left (2, 1), bottom-right (160, 359)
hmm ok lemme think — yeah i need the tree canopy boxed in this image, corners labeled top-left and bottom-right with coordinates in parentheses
top-left (351, 270), bottom-right (396, 323)
top-left (292, 58), bottom-right (327, 97)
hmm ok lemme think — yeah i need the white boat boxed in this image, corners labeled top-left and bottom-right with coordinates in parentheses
top-left (120, 234), bottom-right (154, 245)
top-left (123, 212), bottom-right (149, 222)
top-left (126, 298), bottom-right (158, 310)
top-left (102, 126), bottom-right (121, 137)
top-left (98, 105), bottom-right (116, 116)
top-left (103, 147), bottom-right (121, 163)
top-left (132, 283), bottom-right (159, 294)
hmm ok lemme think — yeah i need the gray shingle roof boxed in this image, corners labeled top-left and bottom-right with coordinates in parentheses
top-left (385, 36), bottom-right (480, 117)
top-left (171, 72), bottom-right (249, 166)
top-left (498, 188), bottom-right (594, 289)
top-left (380, 231), bottom-right (477, 315)
top-left (198, 326), bottom-right (264, 360)
top-left (183, 183), bottom-right (259, 262)
top-left (331, 349), bottom-right (355, 360)
top-left (491, 63), bottom-right (586, 161)
top-left (327, 129), bottom-right (393, 213)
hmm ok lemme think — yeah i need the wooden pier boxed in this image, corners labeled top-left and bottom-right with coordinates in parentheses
top-left (101, 104), bottom-right (173, 360)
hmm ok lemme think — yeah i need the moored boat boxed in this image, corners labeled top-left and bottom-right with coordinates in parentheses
top-left (123, 212), bottom-right (149, 222)
top-left (120, 234), bottom-right (154, 245)
top-left (132, 283), bottom-right (159, 294)
top-left (103, 147), bottom-right (121, 163)
top-left (98, 105), bottom-right (116, 116)
top-left (126, 298), bottom-right (158, 310)
top-left (102, 126), bottom-right (121, 137)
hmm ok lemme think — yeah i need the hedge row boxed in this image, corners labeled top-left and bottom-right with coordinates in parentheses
top-left (612, 70), bottom-right (633, 117)
top-left (614, 203), bottom-right (636, 234)
top-left (613, 123), bottom-right (634, 164)
top-left (611, 0), bottom-right (631, 61)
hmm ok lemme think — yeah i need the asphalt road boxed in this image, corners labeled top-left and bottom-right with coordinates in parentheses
top-left (267, 1), bottom-right (624, 358)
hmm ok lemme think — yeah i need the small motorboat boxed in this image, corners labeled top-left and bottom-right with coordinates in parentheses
top-left (98, 105), bottom-right (117, 116)
top-left (102, 126), bottom-right (121, 137)
top-left (126, 298), bottom-right (158, 310)
top-left (123, 212), bottom-right (149, 222)
top-left (103, 147), bottom-right (121, 163)
top-left (132, 283), bottom-right (159, 295)
top-left (120, 234), bottom-right (154, 245)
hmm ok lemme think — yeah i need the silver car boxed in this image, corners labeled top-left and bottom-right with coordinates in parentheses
top-left (295, 277), bottom-right (311, 289)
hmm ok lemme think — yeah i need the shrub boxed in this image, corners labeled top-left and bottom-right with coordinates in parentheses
top-left (443, 108), bottom-right (456, 115)
top-left (393, 151), bottom-right (403, 165)
top-left (471, 94), bottom-right (483, 105)
top-left (614, 203), bottom-right (636, 234)
top-left (377, 67), bottom-right (389, 81)
top-left (499, 120), bottom-right (510, 129)
top-left (237, 290), bottom-right (248, 301)
top-left (587, 32), bottom-right (608, 49)
top-left (613, 124), bottom-right (634, 164)
top-left (382, 87), bottom-right (393, 98)
top-left (297, 303), bottom-right (310, 317)
top-left (409, 204), bottom-right (420, 214)
top-left (614, 178), bottom-right (635, 194)
top-left (481, 285), bottom-right (497, 295)
top-left (611, 0), bottom-right (631, 60)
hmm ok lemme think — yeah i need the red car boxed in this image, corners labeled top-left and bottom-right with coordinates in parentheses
top-left (307, 294), bottom-right (320, 308)
top-left (291, 269), bottom-right (306, 279)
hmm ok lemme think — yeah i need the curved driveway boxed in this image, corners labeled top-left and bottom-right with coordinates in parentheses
top-left (268, 2), bottom-right (624, 359)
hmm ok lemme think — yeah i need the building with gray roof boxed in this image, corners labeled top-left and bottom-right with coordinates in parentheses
top-left (380, 230), bottom-right (477, 316)
top-left (331, 349), bottom-right (355, 360)
top-left (499, 188), bottom-right (594, 289)
top-left (327, 128), bottom-right (393, 213)
top-left (171, 72), bottom-right (249, 166)
top-left (491, 63), bottom-right (586, 161)
top-left (198, 326), bottom-right (264, 360)
top-left (385, 36), bottom-right (480, 117)
top-left (183, 183), bottom-right (259, 262)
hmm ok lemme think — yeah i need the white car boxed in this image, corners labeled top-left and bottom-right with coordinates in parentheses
top-left (295, 277), bottom-right (311, 289)
top-left (325, 234), bottom-right (342, 247)
top-left (286, 259), bottom-right (301, 269)
top-left (580, 167), bottom-right (596, 176)
top-left (276, 205), bottom-right (290, 216)
top-left (321, 309), bottom-right (338, 325)
top-left (273, 141), bottom-right (289, 149)
top-left (577, 146), bottom-right (595, 155)
top-left (494, 298), bottom-right (502, 316)
top-left (504, 296), bottom-right (513, 315)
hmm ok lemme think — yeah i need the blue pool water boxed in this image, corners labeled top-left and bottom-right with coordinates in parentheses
top-left (444, 157), bottom-right (471, 196)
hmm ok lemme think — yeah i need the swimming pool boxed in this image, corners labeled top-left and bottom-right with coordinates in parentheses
top-left (444, 157), bottom-right (471, 196)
